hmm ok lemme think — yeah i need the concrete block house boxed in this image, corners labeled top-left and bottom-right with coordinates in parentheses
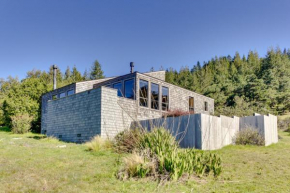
top-left (41, 67), bottom-right (214, 143)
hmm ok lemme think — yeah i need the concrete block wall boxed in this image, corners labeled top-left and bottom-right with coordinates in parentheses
top-left (41, 83), bottom-right (76, 130)
top-left (100, 87), bottom-right (134, 139)
top-left (42, 86), bottom-right (137, 142)
top-left (42, 88), bottom-right (102, 143)
top-left (139, 113), bottom-right (278, 150)
top-left (240, 114), bottom-right (278, 146)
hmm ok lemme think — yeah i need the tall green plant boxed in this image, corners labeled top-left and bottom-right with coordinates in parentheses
top-left (139, 128), bottom-right (222, 180)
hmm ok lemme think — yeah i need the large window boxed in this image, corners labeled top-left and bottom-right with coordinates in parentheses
top-left (205, 101), bottom-right (208, 111)
top-left (59, 92), bottom-right (66, 98)
top-left (67, 89), bottom-right (75, 96)
top-left (139, 80), bottom-right (148, 107)
top-left (124, 79), bottom-right (134, 99)
top-left (151, 83), bottom-right (159, 109)
top-left (162, 86), bottom-right (169, 111)
top-left (189, 97), bottom-right (194, 112)
top-left (113, 82), bottom-right (123, 97)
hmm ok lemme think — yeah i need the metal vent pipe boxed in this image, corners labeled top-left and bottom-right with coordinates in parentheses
top-left (53, 65), bottom-right (58, 90)
top-left (130, 62), bottom-right (134, 73)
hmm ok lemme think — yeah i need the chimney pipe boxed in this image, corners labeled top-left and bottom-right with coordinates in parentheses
top-left (130, 62), bottom-right (134, 73)
top-left (53, 65), bottom-right (58, 90)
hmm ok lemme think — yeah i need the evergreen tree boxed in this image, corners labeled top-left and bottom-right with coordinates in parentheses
top-left (83, 69), bottom-right (90, 81)
top-left (90, 60), bottom-right (104, 80)
top-left (71, 66), bottom-right (83, 83)
top-left (65, 66), bottom-right (71, 80)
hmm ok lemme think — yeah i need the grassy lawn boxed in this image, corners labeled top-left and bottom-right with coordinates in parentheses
top-left (1, 126), bottom-right (290, 193)
top-left (279, 113), bottom-right (290, 120)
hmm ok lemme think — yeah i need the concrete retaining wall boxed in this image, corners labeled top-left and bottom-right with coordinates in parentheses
top-left (240, 114), bottom-right (278, 146)
top-left (139, 113), bottom-right (278, 150)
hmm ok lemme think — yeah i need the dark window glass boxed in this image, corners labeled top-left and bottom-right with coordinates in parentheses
top-left (124, 79), bottom-right (135, 99)
top-left (52, 95), bottom-right (58, 100)
top-left (189, 97), bottom-right (194, 112)
top-left (59, 92), bottom-right (66, 98)
top-left (67, 89), bottom-right (75, 96)
top-left (205, 101), bottom-right (208, 111)
top-left (113, 82), bottom-right (123, 97)
top-left (139, 80), bottom-right (148, 107)
top-left (151, 83), bottom-right (159, 110)
top-left (162, 86), bottom-right (169, 111)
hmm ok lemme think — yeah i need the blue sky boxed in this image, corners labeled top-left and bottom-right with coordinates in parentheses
top-left (0, 0), bottom-right (289, 80)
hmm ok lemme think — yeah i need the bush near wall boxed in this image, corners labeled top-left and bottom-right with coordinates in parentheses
top-left (234, 127), bottom-right (265, 146)
top-left (114, 129), bottom-right (143, 153)
top-left (11, 114), bottom-right (33, 134)
top-left (85, 136), bottom-right (112, 151)
top-left (163, 109), bottom-right (194, 118)
top-left (278, 118), bottom-right (290, 132)
top-left (116, 128), bottom-right (222, 181)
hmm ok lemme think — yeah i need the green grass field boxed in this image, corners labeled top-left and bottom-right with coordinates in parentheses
top-left (1, 126), bottom-right (290, 193)
top-left (279, 113), bottom-right (290, 120)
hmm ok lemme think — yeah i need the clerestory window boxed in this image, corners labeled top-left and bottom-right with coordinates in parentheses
top-left (151, 83), bottom-right (159, 110)
top-left (162, 86), bottom-right (169, 111)
top-left (139, 80), bottom-right (148, 107)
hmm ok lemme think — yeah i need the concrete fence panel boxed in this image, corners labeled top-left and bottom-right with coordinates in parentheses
top-left (138, 113), bottom-right (278, 150)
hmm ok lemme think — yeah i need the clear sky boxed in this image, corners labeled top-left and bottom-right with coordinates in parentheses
top-left (0, 0), bottom-right (289, 80)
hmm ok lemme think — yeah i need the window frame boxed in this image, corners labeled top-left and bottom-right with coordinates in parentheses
top-left (113, 81), bottom-right (123, 97)
top-left (151, 82), bottom-right (159, 110)
top-left (124, 78), bottom-right (135, 100)
top-left (161, 86), bottom-right (169, 111)
top-left (67, 89), bottom-right (75, 96)
top-left (59, 92), bottom-right (66, 98)
top-left (139, 79), bottom-right (149, 107)
top-left (204, 101), bottom-right (208, 111)
top-left (189, 97), bottom-right (194, 112)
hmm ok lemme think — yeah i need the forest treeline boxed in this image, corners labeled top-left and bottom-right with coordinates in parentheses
top-left (0, 48), bottom-right (289, 133)
top-left (0, 61), bottom-right (104, 132)
top-left (166, 48), bottom-right (290, 116)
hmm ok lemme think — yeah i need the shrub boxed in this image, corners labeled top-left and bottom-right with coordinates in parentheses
top-left (278, 118), bottom-right (290, 132)
top-left (85, 136), bottom-right (112, 151)
top-left (11, 114), bottom-right (33, 134)
top-left (234, 127), bottom-right (265, 146)
top-left (117, 127), bottom-right (222, 181)
top-left (117, 150), bottom-right (157, 180)
top-left (163, 109), bottom-right (194, 118)
top-left (114, 129), bottom-right (143, 153)
top-left (141, 128), bottom-right (222, 180)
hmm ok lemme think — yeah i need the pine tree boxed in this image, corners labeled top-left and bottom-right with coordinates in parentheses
top-left (90, 60), bottom-right (104, 80)
top-left (65, 66), bottom-right (71, 80)
top-left (71, 66), bottom-right (83, 83)
top-left (83, 69), bottom-right (90, 81)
